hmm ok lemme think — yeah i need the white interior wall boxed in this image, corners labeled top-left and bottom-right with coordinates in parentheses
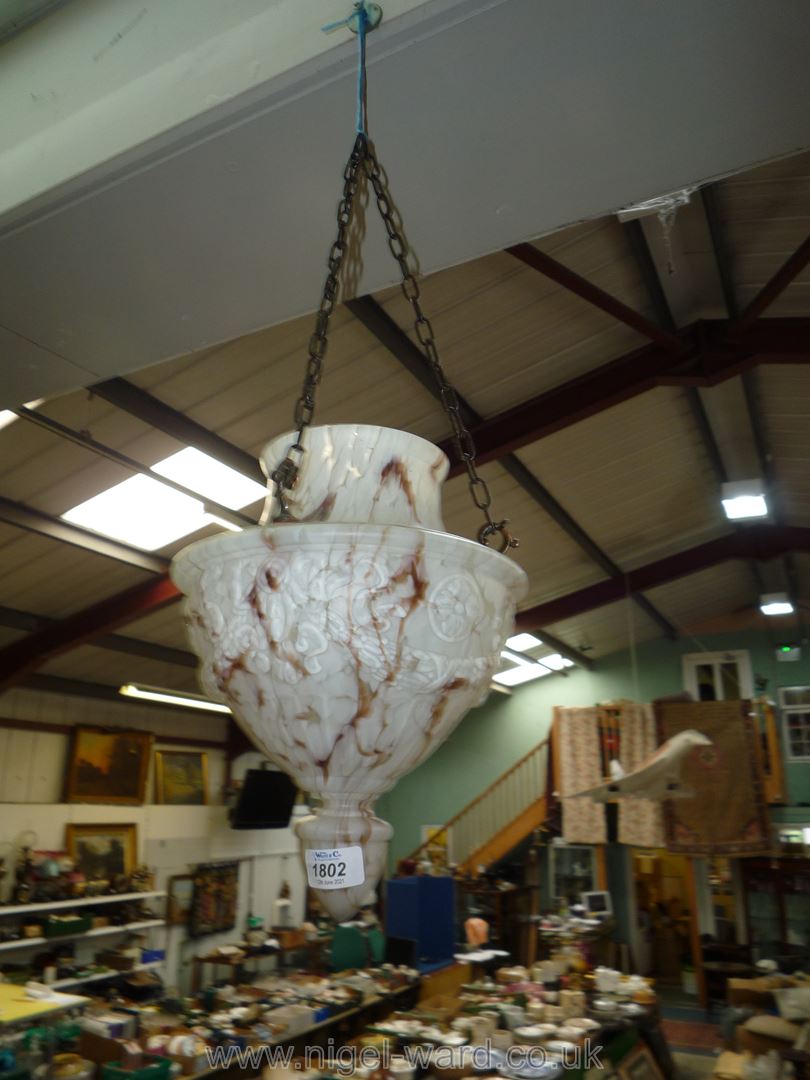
top-left (0, 0), bottom-right (432, 218)
top-left (0, 688), bottom-right (307, 993)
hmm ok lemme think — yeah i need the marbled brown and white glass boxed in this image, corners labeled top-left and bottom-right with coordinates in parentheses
top-left (172, 425), bottom-right (527, 920)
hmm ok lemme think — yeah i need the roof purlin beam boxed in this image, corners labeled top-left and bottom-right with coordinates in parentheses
top-left (346, 295), bottom-right (676, 642)
top-left (0, 604), bottom-right (195, 668)
top-left (621, 217), bottom-right (766, 608)
top-left (531, 628), bottom-right (595, 671)
top-left (701, 183), bottom-right (799, 621)
top-left (623, 216), bottom-right (765, 597)
top-left (515, 525), bottom-right (810, 630)
top-left (14, 406), bottom-right (255, 531)
top-left (91, 377), bottom-right (265, 486)
top-left (0, 496), bottom-right (169, 574)
top-left (0, 576), bottom-right (181, 692)
top-left (437, 317), bottom-right (810, 473)
top-left (700, 186), bottom-right (739, 318)
top-left (622, 218), bottom-right (730, 481)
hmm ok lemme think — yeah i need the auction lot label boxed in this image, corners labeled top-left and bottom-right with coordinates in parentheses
top-left (306, 845), bottom-right (364, 889)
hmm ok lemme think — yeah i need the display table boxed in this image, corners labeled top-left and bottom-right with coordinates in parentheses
top-left (267, 981), bottom-right (420, 1056)
top-left (354, 964), bottom-right (674, 1080)
top-left (191, 934), bottom-right (332, 991)
top-left (172, 980), bottom-right (421, 1079)
top-left (0, 983), bottom-right (88, 1027)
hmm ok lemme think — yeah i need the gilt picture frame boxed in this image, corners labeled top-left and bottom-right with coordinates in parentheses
top-left (65, 823), bottom-right (138, 881)
top-left (154, 750), bottom-right (208, 805)
top-left (65, 726), bottom-right (152, 805)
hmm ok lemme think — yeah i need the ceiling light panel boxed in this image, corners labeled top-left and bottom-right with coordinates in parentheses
top-left (62, 446), bottom-right (266, 550)
top-left (760, 593), bottom-right (794, 616)
top-left (492, 665), bottom-right (553, 687)
top-left (539, 653), bottom-right (575, 670)
top-left (721, 480), bottom-right (768, 520)
top-left (506, 632), bottom-right (543, 652)
top-left (64, 473), bottom-right (208, 550)
top-left (152, 447), bottom-right (266, 510)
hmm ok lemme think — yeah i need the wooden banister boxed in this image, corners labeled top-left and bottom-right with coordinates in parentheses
top-left (754, 697), bottom-right (787, 804)
top-left (403, 734), bottom-right (551, 870)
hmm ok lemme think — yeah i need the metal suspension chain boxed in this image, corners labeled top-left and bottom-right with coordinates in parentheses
top-left (362, 140), bottom-right (517, 553)
top-left (272, 134), bottom-right (518, 553)
top-left (270, 133), bottom-right (367, 519)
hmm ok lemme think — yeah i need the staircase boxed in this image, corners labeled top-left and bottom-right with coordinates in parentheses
top-left (405, 736), bottom-right (551, 874)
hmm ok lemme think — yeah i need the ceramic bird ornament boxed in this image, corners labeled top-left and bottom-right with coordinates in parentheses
top-left (568, 729), bottom-right (713, 802)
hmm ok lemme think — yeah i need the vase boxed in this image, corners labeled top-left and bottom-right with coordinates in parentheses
top-left (172, 424), bottom-right (527, 921)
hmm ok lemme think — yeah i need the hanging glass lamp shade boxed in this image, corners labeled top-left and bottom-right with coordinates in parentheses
top-left (172, 5), bottom-right (527, 919)
top-left (172, 425), bottom-right (527, 920)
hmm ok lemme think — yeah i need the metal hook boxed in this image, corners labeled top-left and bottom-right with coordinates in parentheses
top-left (477, 520), bottom-right (520, 554)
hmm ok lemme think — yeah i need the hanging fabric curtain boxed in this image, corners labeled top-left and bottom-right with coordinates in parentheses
top-left (616, 703), bottom-right (666, 848)
top-left (555, 706), bottom-right (607, 844)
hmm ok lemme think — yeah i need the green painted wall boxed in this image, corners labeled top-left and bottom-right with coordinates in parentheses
top-left (377, 629), bottom-right (810, 865)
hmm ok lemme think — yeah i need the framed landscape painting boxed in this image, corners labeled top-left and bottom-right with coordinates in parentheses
top-left (154, 750), bottom-right (208, 805)
top-left (65, 727), bottom-right (152, 805)
top-left (65, 823), bottom-right (137, 880)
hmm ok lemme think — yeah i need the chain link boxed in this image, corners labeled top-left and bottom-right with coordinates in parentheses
top-left (272, 134), bottom-right (518, 553)
top-left (271, 134), bottom-right (367, 519)
top-left (362, 140), bottom-right (518, 552)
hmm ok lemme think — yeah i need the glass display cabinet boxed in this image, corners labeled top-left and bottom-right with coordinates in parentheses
top-left (549, 843), bottom-right (597, 907)
top-left (742, 859), bottom-right (810, 962)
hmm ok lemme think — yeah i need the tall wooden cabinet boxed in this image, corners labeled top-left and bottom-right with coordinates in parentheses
top-left (741, 859), bottom-right (810, 962)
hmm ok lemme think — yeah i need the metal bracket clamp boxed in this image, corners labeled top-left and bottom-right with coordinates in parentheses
top-left (322, 3), bottom-right (383, 35)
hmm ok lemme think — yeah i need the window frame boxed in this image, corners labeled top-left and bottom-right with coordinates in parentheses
top-left (682, 650), bottom-right (754, 701)
top-left (777, 686), bottom-right (810, 762)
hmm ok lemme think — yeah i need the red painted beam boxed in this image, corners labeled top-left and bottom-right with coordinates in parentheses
top-left (440, 317), bottom-right (810, 472)
top-left (730, 233), bottom-right (810, 334)
top-left (515, 525), bottom-right (810, 630)
top-left (0, 575), bottom-right (181, 692)
top-left (507, 243), bottom-right (685, 354)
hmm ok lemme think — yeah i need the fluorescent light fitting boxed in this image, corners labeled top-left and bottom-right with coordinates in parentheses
top-left (492, 664), bottom-right (552, 687)
top-left (506, 632), bottom-right (543, 652)
top-left (152, 447), bottom-right (266, 510)
top-left (721, 480), bottom-right (768, 520)
top-left (760, 593), bottom-right (794, 617)
top-left (119, 683), bottom-right (231, 714)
